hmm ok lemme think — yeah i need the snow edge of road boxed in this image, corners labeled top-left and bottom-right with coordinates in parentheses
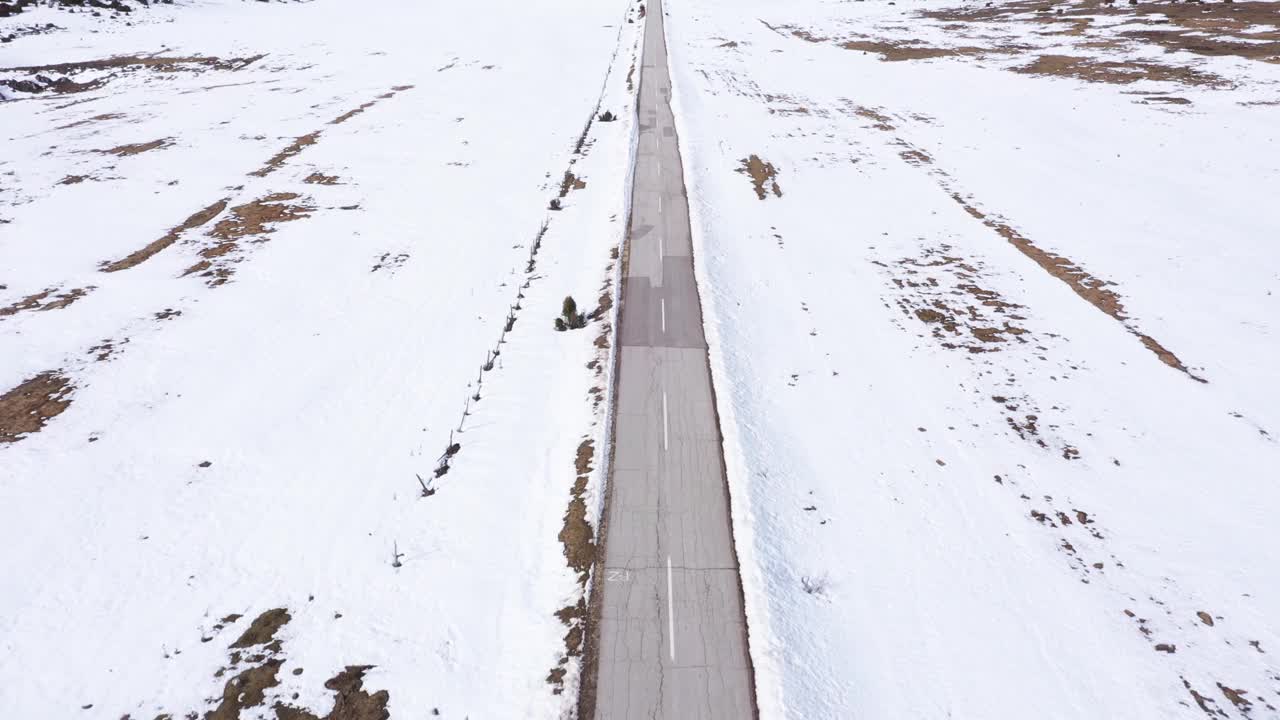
top-left (661, 2), bottom-right (786, 717)
top-left (576, 2), bottom-right (645, 717)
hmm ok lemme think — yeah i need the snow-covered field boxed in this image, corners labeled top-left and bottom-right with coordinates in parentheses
top-left (663, 0), bottom-right (1280, 717)
top-left (0, 0), bottom-right (641, 717)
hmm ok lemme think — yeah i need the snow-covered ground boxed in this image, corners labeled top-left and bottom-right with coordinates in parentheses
top-left (0, 0), bottom-right (641, 717)
top-left (663, 0), bottom-right (1280, 717)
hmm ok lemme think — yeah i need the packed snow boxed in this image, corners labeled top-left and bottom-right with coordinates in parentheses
top-left (662, 0), bottom-right (1280, 717)
top-left (0, 0), bottom-right (641, 717)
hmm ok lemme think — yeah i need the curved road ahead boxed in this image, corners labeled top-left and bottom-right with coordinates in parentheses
top-left (591, 0), bottom-right (757, 717)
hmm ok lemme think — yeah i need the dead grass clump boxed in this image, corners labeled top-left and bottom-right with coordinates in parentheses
top-left (101, 198), bottom-right (229, 272)
top-left (548, 439), bottom-right (597, 695)
top-left (559, 170), bottom-right (587, 197)
top-left (0, 371), bottom-right (74, 443)
top-left (561, 440), bottom-right (596, 580)
top-left (1015, 54), bottom-right (1227, 87)
top-left (99, 137), bottom-right (171, 156)
top-left (737, 154), bottom-right (782, 199)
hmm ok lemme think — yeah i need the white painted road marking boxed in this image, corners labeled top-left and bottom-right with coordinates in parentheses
top-left (662, 391), bottom-right (669, 450)
top-left (667, 555), bottom-right (676, 663)
top-left (606, 569), bottom-right (631, 582)
top-left (661, 298), bottom-right (666, 333)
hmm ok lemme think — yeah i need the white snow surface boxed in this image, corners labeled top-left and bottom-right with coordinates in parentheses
top-left (663, 0), bottom-right (1280, 717)
top-left (0, 0), bottom-right (640, 717)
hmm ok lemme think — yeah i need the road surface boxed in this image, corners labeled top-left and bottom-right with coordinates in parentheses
top-left (591, 0), bottom-right (757, 717)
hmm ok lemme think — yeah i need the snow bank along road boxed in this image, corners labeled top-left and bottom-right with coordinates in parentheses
top-left (588, 0), bottom-right (756, 717)
top-left (660, 0), bottom-right (1280, 717)
top-left (0, 0), bottom-right (643, 717)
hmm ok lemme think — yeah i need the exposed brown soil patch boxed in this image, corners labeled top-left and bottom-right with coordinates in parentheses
top-left (275, 666), bottom-right (390, 720)
top-left (1, 75), bottom-right (103, 95)
top-left (951, 191), bottom-right (1204, 380)
top-left (251, 132), bottom-right (319, 178)
top-left (1, 285), bottom-right (93, 317)
top-left (187, 608), bottom-right (390, 720)
top-left (230, 607), bottom-right (290, 649)
top-left (88, 337), bottom-right (127, 362)
top-left (41, 286), bottom-right (92, 311)
top-left (1123, 27), bottom-right (1280, 63)
top-left (845, 102), bottom-right (896, 131)
top-left (853, 105), bottom-right (1204, 380)
top-left (55, 112), bottom-right (124, 131)
top-left (737, 154), bottom-right (782, 199)
top-left (1015, 54), bottom-right (1227, 87)
top-left (0, 371), bottom-right (74, 443)
top-left (303, 172), bottom-right (340, 185)
top-left (101, 199), bottom-right (228, 272)
top-left (772, 21), bottom-right (984, 61)
top-left (208, 193), bottom-right (312, 241)
top-left (886, 244), bottom-right (1030, 355)
top-left (927, 0), bottom-right (1280, 64)
top-left (900, 148), bottom-right (933, 165)
top-left (1183, 676), bottom-right (1224, 717)
top-left (2, 53), bottom-right (262, 95)
top-left (206, 660), bottom-right (283, 720)
top-left (330, 85), bottom-right (414, 126)
top-left (98, 137), bottom-right (172, 156)
top-left (842, 39), bottom-right (982, 61)
top-left (58, 174), bottom-right (90, 185)
top-left (1, 54), bottom-right (264, 75)
top-left (183, 194), bottom-right (313, 286)
top-left (248, 86), bottom-right (414, 177)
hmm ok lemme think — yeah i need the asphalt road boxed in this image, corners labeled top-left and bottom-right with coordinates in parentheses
top-left (591, 0), bottom-right (756, 716)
